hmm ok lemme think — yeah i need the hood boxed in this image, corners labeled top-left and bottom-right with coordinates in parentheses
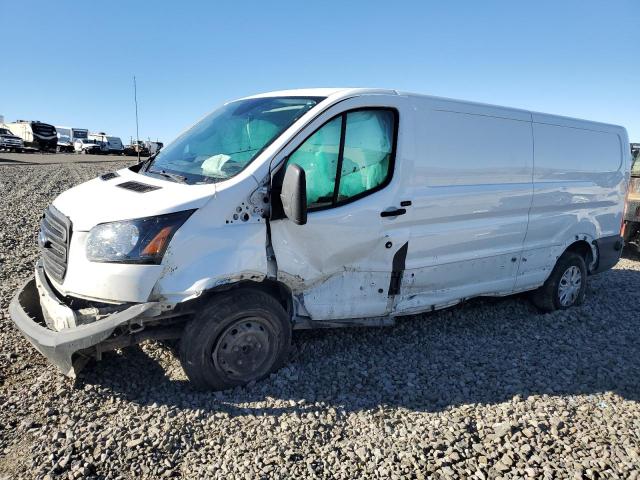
top-left (52, 167), bottom-right (216, 230)
top-left (0, 134), bottom-right (21, 140)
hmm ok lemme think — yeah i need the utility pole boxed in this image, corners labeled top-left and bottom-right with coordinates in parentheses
top-left (133, 75), bottom-right (140, 162)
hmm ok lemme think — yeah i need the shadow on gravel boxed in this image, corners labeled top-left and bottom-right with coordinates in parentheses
top-left (622, 246), bottom-right (640, 261)
top-left (0, 157), bottom-right (30, 165)
top-left (76, 266), bottom-right (640, 416)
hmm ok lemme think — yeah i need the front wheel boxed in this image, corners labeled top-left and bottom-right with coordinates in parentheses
top-left (179, 289), bottom-right (291, 390)
top-left (530, 251), bottom-right (587, 312)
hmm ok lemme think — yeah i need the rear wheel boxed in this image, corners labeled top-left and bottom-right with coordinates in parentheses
top-left (179, 289), bottom-right (291, 390)
top-left (530, 251), bottom-right (587, 312)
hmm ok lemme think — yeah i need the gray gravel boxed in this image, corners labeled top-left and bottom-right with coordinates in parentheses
top-left (1, 161), bottom-right (640, 479)
top-left (0, 152), bottom-right (142, 166)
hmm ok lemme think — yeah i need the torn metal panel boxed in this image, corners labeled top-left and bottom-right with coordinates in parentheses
top-left (151, 178), bottom-right (269, 303)
top-left (224, 185), bottom-right (270, 225)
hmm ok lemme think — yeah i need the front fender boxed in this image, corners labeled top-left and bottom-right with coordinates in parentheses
top-left (151, 223), bottom-right (268, 303)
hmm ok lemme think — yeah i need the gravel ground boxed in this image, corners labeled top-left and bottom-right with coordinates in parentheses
top-left (0, 152), bottom-right (141, 166)
top-left (1, 162), bottom-right (639, 479)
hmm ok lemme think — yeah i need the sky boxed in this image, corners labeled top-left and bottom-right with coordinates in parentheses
top-left (1, 0), bottom-right (639, 144)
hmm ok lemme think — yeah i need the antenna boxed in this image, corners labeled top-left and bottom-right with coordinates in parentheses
top-left (133, 75), bottom-right (140, 162)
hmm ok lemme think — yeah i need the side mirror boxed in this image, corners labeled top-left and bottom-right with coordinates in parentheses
top-left (280, 163), bottom-right (307, 225)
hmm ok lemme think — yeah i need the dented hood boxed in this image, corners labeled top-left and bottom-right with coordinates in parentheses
top-left (52, 167), bottom-right (215, 231)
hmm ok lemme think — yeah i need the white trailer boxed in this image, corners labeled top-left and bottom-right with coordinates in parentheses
top-left (9, 88), bottom-right (630, 390)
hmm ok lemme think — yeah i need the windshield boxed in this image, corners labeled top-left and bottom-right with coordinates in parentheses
top-left (0, 128), bottom-right (10, 135)
top-left (146, 96), bottom-right (322, 184)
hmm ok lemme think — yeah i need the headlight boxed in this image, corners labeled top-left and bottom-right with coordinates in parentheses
top-left (85, 210), bottom-right (195, 264)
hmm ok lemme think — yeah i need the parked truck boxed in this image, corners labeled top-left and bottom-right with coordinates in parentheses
top-left (73, 138), bottom-right (102, 155)
top-left (5, 120), bottom-right (57, 151)
top-left (0, 126), bottom-right (25, 152)
top-left (56, 127), bottom-right (89, 153)
top-left (9, 88), bottom-right (630, 390)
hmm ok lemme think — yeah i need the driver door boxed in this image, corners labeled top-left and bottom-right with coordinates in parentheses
top-left (270, 98), bottom-right (411, 321)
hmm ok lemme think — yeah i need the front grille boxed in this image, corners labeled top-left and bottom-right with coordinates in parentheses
top-left (116, 181), bottom-right (161, 193)
top-left (40, 205), bottom-right (72, 283)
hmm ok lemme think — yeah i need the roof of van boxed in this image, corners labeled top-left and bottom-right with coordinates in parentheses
top-left (242, 88), bottom-right (403, 101)
top-left (242, 88), bottom-right (626, 133)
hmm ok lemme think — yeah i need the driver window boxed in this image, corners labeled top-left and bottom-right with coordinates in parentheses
top-left (287, 116), bottom-right (341, 209)
top-left (287, 108), bottom-right (396, 211)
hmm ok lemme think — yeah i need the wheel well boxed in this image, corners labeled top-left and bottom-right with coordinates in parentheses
top-left (565, 240), bottom-right (594, 267)
top-left (197, 279), bottom-right (293, 317)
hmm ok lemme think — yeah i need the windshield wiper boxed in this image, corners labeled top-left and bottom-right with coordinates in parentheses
top-left (148, 169), bottom-right (188, 184)
top-left (141, 153), bottom-right (158, 172)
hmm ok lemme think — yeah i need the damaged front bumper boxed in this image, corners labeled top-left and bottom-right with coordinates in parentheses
top-left (9, 263), bottom-right (160, 377)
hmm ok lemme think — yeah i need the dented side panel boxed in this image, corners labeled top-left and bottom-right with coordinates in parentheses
top-left (150, 176), bottom-right (269, 303)
top-left (273, 213), bottom-right (410, 319)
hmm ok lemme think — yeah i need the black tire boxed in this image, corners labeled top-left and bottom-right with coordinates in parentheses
top-left (179, 289), bottom-right (291, 390)
top-left (530, 251), bottom-right (587, 312)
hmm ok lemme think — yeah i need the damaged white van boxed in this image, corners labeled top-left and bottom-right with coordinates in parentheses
top-left (10, 88), bottom-right (630, 390)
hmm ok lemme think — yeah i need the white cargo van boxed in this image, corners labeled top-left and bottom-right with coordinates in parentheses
top-left (10, 89), bottom-right (630, 390)
top-left (89, 132), bottom-right (124, 154)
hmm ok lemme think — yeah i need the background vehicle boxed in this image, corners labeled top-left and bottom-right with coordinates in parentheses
top-left (5, 120), bottom-right (57, 151)
top-left (89, 132), bottom-right (124, 154)
top-left (145, 140), bottom-right (163, 156)
top-left (56, 127), bottom-right (89, 153)
top-left (0, 126), bottom-right (24, 152)
top-left (73, 138), bottom-right (102, 154)
top-left (9, 89), bottom-right (630, 390)
top-left (124, 139), bottom-right (150, 156)
top-left (624, 143), bottom-right (640, 251)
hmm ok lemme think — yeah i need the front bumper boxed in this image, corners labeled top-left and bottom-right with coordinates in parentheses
top-left (0, 140), bottom-right (23, 148)
top-left (9, 265), bottom-right (159, 377)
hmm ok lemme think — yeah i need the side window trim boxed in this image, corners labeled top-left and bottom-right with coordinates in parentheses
top-left (286, 106), bottom-right (399, 213)
top-left (331, 114), bottom-right (348, 205)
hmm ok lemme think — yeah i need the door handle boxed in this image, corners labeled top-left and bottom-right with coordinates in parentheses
top-left (380, 208), bottom-right (407, 217)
